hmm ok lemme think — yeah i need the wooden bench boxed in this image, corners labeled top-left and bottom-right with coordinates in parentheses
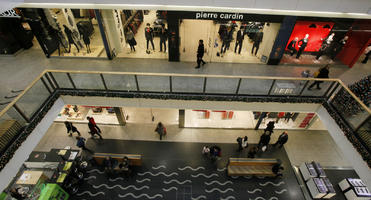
top-left (227, 158), bottom-right (278, 176)
top-left (93, 153), bottom-right (142, 167)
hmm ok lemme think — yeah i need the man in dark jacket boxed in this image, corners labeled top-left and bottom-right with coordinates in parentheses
top-left (64, 121), bottom-right (81, 136)
top-left (252, 29), bottom-right (263, 56)
top-left (76, 136), bottom-right (92, 152)
top-left (159, 24), bottom-right (168, 52)
top-left (88, 121), bottom-right (103, 139)
top-left (195, 40), bottom-right (206, 69)
top-left (234, 27), bottom-right (244, 54)
top-left (258, 131), bottom-right (271, 151)
top-left (274, 131), bottom-right (288, 148)
top-left (144, 23), bottom-right (155, 51)
top-left (236, 136), bottom-right (243, 152)
top-left (308, 64), bottom-right (330, 90)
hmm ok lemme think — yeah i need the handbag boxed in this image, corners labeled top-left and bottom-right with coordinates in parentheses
top-left (313, 71), bottom-right (320, 78)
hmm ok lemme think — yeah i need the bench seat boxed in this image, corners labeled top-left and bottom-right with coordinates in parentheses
top-left (93, 153), bottom-right (142, 166)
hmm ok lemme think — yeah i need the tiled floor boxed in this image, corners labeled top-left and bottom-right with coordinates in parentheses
top-left (35, 121), bottom-right (351, 168)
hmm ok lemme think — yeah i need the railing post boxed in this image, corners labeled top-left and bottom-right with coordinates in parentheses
top-left (100, 74), bottom-right (108, 91)
top-left (134, 75), bottom-right (140, 91)
top-left (44, 73), bottom-right (55, 90)
top-left (203, 77), bottom-right (207, 94)
top-left (66, 73), bottom-right (76, 89)
top-left (169, 76), bottom-right (173, 93)
top-left (299, 80), bottom-right (309, 96)
top-left (40, 77), bottom-right (52, 94)
top-left (13, 104), bottom-right (30, 123)
top-left (327, 82), bottom-right (340, 100)
top-left (268, 80), bottom-right (276, 95)
top-left (48, 72), bottom-right (59, 89)
top-left (324, 82), bottom-right (336, 98)
top-left (235, 78), bottom-right (242, 95)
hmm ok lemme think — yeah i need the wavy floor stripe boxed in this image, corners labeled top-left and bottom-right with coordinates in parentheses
top-left (231, 176), bottom-right (239, 179)
top-left (249, 197), bottom-right (279, 200)
top-left (205, 181), bottom-right (233, 186)
top-left (77, 191), bottom-right (105, 197)
top-left (138, 172), bottom-right (178, 177)
top-left (191, 173), bottom-right (219, 178)
top-left (136, 178), bottom-right (151, 183)
top-left (162, 187), bottom-right (178, 192)
top-left (164, 179), bottom-right (192, 184)
top-left (87, 169), bottom-right (104, 174)
top-left (244, 176), bottom-right (253, 179)
top-left (192, 195), bottom-right (206, 200)
top-left (259, 181), bottom-right (285, 187)
top-left (178, 166), bottom-right (205, 171)
top-left (217, 167), bottom-right (226, 172)
top-left (220, 196), bottom-right (236, 200)
top-left (247, 189), bottom-right (262, 194)
top-left (93, 184), bottom-right (149, 190)
top-left (109, 177), bottom-right (124, 182)
top-left (84, 176), bottom-right (96, 180)
top-left (118, 193), bottom-right (163, 199)
top-left (275, 189), bottom-right (287, 194)
top-left (205, 188), bottom-right (234, 193)
top-left (152, 165), bottom-right (166, 170)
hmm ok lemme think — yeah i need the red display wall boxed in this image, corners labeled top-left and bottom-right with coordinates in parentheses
top-left (286, 21), bottom-right (334, 52)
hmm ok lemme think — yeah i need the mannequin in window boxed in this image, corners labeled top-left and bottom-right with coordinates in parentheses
top-left (316, 33), bottom-right (334, 60)
top-left (252, 28), bottom-right (263, 56)
top-left (144, 23), bottom-right (155, 51)
top-left (287, 37), bottom-right (298, 56)
top-left (159, 24), bottom-right (168, 52)
top-left (80, 28), bottom-right (91, 53)
top-left (330, 36), bottom-right (348, 60)
top-left (362, 44), bottom-right (371, 64)
top-left (63, 25), bottom-right (80, 53)
top-left (234, 27), bottom-right (244, 54)
top-left (296, 34), bottom-right (309, 59)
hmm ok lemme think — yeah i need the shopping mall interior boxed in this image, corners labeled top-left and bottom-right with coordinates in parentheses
top-left (0, 1), bottom-right (370, 200)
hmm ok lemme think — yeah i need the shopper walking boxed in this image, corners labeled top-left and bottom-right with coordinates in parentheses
top-left (274, 131), bottom-right (289, 148)
top-left (87, 116), bottom-right (101, 133)
top-left (236, 136), bottom-right (243, 152)
top-left (234, 27), bottom-right (244, 54)
top-left (159, 24), bottom-right (168, 52)
top-left (195, 40), bottom-right (206, 69)
top-left (88, 121), bottom-right (103, 139)
top-left (126, 28), bottom-right (136, 52)
top-left (265, 121), bottom-right (275, 134)
top-left (308, 64), bottom-right (330, 90)
top-left (272, 160), bottom-right (284, 177)
top-left (247, 146), bottom-right (258, 158)
top-left (76, 136), bottom-right (92, 152)
top-left (155, 122), bottom-right (166, 140)
top-left (144, 23), bottom-right (155, 51)
top-left (258, 131), bottom-right (271, 152)
top-left (64, 121), bottom-right (81, 136)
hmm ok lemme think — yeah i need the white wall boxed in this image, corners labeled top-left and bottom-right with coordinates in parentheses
top-left (258, 23), bottom-right (281, 62)
top-left (0, 98), bottom-right (65, 193)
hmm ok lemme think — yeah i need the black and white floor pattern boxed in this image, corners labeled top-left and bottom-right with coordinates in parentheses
top-left (71, 139), bottom-right (305, 200)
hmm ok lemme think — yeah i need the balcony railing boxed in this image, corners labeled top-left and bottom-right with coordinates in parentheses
top-left (0, 70), bottom-right (370, 170)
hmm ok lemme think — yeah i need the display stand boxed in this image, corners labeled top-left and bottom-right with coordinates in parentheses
top-left (339, 178), bottom-right (371, 200)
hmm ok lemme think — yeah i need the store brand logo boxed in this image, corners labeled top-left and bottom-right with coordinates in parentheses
top-left (0, 9), bottom-right (20, 18)
top-left (196, 12), bottom-right (243, 20)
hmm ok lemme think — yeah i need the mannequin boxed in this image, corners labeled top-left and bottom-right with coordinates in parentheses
top-left (316, 33), bottom-right (335, 60)
top-left (296, 34), bottom-right (309, 59)
top-left (252, 28), bottom-right (263, 56)
top-left (144, 23), bottom-right (155, 52)
top-left (234, 27), bottom-right (244, 54)
top-left (287, 37), bottom-right (298, 56)
top-left (63, 25), bottom-right (79, 53)
top-left (330, 36), bottom-right (348, 60)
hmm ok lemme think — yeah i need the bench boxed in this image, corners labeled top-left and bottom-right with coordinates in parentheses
top-left (227, 158), bottom-right (278, 176)
top-left (93, 153), bottom-right (142, 167)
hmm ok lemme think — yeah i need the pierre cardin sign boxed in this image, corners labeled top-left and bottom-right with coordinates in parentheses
top-left (195, 12), bottom-right (244, 20)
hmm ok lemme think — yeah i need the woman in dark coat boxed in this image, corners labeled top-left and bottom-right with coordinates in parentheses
top-left (64, 121), bottom-right (81, 136)
top-left (258, 131), bottom-right (271, 151)
top-left (308, 64), bottom-right (330, 90)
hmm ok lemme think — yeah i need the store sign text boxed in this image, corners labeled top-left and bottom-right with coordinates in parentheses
top-left (195, 12), bottom-right (243, 20)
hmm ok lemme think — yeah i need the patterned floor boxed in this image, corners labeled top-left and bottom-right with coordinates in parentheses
top-left (71, 139), bottom-right (305, 200)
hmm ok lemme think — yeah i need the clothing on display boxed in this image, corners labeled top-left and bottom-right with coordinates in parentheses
top-left (296, 34), bottom-right (309, 59)
top-left (316, 33), bottom-right (335, 60)
top-left (330, 36), bottom-right (348, 60)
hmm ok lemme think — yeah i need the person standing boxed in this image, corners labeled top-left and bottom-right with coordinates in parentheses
top-left (330, 36), bottom-right (348, 60)
top-left (274, 131), bottom-right (289, 148)
top-left (236, 136), bottom-right (243, 152)
top-left (144, 23), bottom-right (155, 51)
top-left (76, 136), bottom-right (92, 152)
top-left (88, 120), bottom-right (103, 139)
top-left (265, 121), bottom-right (275, 134)
top-left (64, 121), bottom-right (81, 136)
top-left (252, 29), bottom-right (263, 56)
top-left (159, 24), bottom-right (168, 52)
top-left (126, 28), bottom-right (136, 52)
top-left (234, 27), bottom-right (244, 54)
top-left (258, 131), bottom-right (271, 151)
top-left (247, 146), bottom-right (258, 158)
top-left (195, 40), bottom-right (206, 69)
top-left (155, 122), bottom-right (166, 140)
top-left (87, 116), bottom-right (101, 133)
top-left (242, 136), bottom-right (248, 149)
top-left (362, 44), bottom-right (371, 64)
top-left (308, 64), bottom-right (330, 90)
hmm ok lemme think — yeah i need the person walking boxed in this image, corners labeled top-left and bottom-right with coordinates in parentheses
top-left (308, 64), bottom-right (330, 90)
top-left (258, 131), bottom-right (271, 151)
top-left (195, 40), bottom-right (206, 69)
top-left (155, 122), bottom-right (166, 140)
top-left (242, 136), bottom-right (248, 149)
top-left (87, 116), bottom-right (101, 133)
top-left (126, 28), bottom-right (136, 52)
top-left (88, 121), bottom-right (103, 139)
top-left (234, 27), bottom-right (244, 54)
top-left (274, 131), bottom-right (289, 148)
top-left (247, 146), bottom-right (258, 158)
top-left (236, 136), bottom-right (243, 152)
top-left (64, 121), bottom-right (81, 136)
top-left (144, 23), bottom-right (155, 51)
top-left (76, 136), bottom-right (92, 152)
top-left (265, 121), bottom-right (275, 134)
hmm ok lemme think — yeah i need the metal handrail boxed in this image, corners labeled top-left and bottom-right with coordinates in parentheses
top-left (0, 69), bottom-right (370, 119)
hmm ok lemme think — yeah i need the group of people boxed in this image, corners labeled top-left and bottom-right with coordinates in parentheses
top-left (103, 156), bottom-right (132, 176)
top-left (202, 145), bottom-right (222, 160)
top-left (64, 116), bottom-right (103, 152)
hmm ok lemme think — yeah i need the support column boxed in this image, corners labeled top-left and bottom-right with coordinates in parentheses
top-left (179, 109), bottom-right (185, 128)
top-left (167, 11), bottom-right (180, 62)
top-left (114, 107), bottom-right (126, 126)
top-left (255, 112), bottom-right (267, 130)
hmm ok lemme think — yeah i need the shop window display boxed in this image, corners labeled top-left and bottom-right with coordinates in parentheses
top-left (179, 19), bottom-right (281, 64)
top-left (46, 8), bottom-right (106, 58)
